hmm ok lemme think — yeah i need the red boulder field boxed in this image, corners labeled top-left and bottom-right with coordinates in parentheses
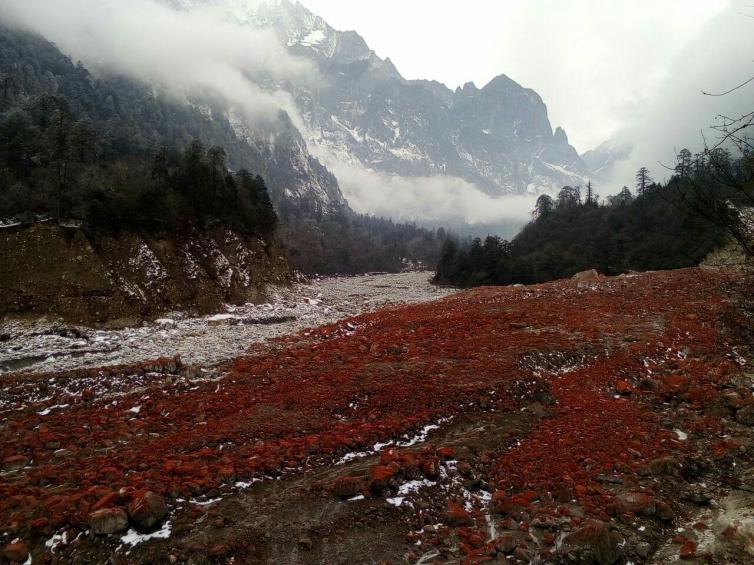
top-left (1, 267), bottom-right (753, 563)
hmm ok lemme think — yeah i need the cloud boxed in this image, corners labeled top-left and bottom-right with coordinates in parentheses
top-left (329, 161), bottom-right (539, 225)
top-left (300, 0), bottom-right (730, 152)
top-left (602, 4), bottom-right (754, 193)
top-left (0, 0), bottom-right (316, 126)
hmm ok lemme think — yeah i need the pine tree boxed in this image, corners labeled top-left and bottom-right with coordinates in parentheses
top-left (635, 167), bottom-right (653, 195)
top-left (585, 181), bottom-right (597, 206)
top-left (533, 194), bottom-right (554, 218)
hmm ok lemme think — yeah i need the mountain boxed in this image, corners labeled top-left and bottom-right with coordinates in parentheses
top-left (0, 23), bottom-right (442, 275)
top-left (580, 138), bottom-right (633, 182)
top-left (169, 0), bottom-right (592, 196)
top-left (0, 18), bottom-right (346, 216)
top-left (227, 109), bottom-right (347, 214)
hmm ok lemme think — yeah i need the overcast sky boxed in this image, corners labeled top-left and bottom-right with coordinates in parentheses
top-left (299, 0), bottom-right (741, 153)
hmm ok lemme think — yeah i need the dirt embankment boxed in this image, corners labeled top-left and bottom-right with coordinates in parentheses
top-left (0, 223), bottom-right (289, 326)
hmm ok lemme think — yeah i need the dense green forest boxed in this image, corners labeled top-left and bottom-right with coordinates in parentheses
top-left (434, 152), bottom-right (753, 286)
top-left (0, 24), bottom-right (442, 273)
top-left (278, 201), bottom-right (444, 274)
top-left (0, 92), bottom-right (277, 235)
top-left (0, 24), bottom-right (279, 236)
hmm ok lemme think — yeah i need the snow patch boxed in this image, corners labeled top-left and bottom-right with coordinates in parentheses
top-left (120, 520), bottom-right (172, 548)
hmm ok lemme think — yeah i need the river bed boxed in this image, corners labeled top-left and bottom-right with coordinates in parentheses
top-left (0, 271), bottom-right (455, 374)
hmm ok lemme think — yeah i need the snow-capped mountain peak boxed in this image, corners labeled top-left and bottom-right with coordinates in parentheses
top-left (167, 0), bottom-right (593, 204)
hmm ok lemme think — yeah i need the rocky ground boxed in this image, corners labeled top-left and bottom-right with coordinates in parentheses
top-left (1, 267), bottom-right (754, 564)
top-left (0, 272), bottom-right (453, 375)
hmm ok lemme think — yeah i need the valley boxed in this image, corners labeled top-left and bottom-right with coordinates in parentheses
top-left (2, 267), bottom-right (754, 564)
top-left (1, 0), bottom-right (753, 563)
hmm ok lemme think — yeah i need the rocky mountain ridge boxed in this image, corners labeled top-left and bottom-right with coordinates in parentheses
top-left (169, 0), bottom-right (594, 199)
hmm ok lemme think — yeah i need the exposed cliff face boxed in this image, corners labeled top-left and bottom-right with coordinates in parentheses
top-left (245, 0), bottom-right (592, 195)
top-left (0, 224), bottom-right (288, 326)
top-left (580, 138), bottom-right (633, 181)
top-left (227, 110), bottom-right (347, 214)
top-left (167, 0), bottom-right (592, 205)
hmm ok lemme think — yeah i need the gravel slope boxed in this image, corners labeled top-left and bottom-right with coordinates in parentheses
top-left (0, 272), bottom-right (454, 375)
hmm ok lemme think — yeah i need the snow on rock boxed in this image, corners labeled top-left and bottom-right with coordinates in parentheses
top-left (0, 272), bottom-right (454, 375)
top-left (119, 520), bottom-right (172, 549)
top-left (128, 243), bottom-right (168, 287)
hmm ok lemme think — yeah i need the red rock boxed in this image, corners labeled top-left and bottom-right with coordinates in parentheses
top-left (208, 544), bottom-right (226, 556)
top-left (1, 455), bottom-right (29, 472)
top-left (421, 458), bottom-right (440, 479)
top-left (88, 507), bottom-right (129, 535)
top-left (29, 517), bottom-right (50, 531)
top-left (444, 502), bottom-right (473, 527)
top-left (615, 380), bottom-right (633, 395)
top-left (437, 447), bottom-right (454, 459)
top-left (333, 476), bottom-right (363, 499)
top-left (2, 542), bottom-right (28, 562)
top-left (368, 465), bottom-right (396, 493)
top-left (663, 374), bottom-right (688, 390)
top-left (92, 492), bottom-right (119, 511)
top-left (679, 539), bottom-right (697, 559)
top-left (218, 466), bottom-right (236, 482)
top-left (491, 492), bottom-right (527, 518)
top-left (127, 491), bottom-right (168, 529)
top-left (379, 449), bottom-right (397, 465)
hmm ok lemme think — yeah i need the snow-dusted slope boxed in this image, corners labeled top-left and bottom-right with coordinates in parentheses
top-left (236, 0), bottom-right (590, 195)
top-left (580, 138), bottom-right (633, 181)
top-left (169, 0), bottom-right (592, 204)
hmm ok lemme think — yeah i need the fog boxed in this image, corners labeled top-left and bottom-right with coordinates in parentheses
top-left (0, 0), bottom-right (315, 127)
top-left (602, 5), bottom-right (754, 193)
top-left (329, 160), bottom-right (539, 226)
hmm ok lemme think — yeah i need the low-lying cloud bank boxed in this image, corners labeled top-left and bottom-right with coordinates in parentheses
top-left (602, 4), bottom-right (753, 192)
top-left (0, 0), bottom-right (314, 126)
top-left (330, 161), bottom-right (539, 226)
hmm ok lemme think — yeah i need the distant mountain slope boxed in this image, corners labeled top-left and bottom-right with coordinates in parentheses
top-left (0, 23), bottom-right (346, 215)
top-left (580, 138), bottom-right (633, 181)
top-left (170, 0), bottom-right (592, 196)
top-left (0, 23), bottom-right (443, 276)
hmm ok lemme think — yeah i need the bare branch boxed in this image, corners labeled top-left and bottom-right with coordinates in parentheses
top-left (702, 75), bottom-right (754, 96)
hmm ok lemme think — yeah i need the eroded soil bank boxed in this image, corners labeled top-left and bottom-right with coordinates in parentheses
top-left (0, 223), bottom-right (288, 326)
top-left (1, 267), bottom-right (754, 564)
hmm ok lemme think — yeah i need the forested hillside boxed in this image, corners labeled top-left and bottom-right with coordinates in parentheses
top-left (434, 154), bottom-right (753, 286)
top-left (0, 94), bottom-right (278, 236)
top-left (0, 25), bottom-right (278, 236)
top-left (0, 24), bottom-right (442, 274)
